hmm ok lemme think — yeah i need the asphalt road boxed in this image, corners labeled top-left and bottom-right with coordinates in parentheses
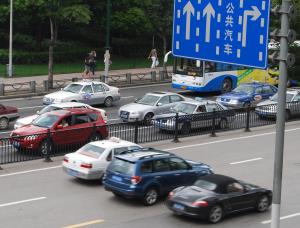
top-left (0, 121), bottom-right (299, 228)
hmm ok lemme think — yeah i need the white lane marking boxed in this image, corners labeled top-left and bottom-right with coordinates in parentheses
top-left (121, 96), bottom-right (134, 99)
top-left (18, 105), bottom-right (44, 110)
top-left (0, 197), bottom-right (46, 208)
top-left (164, 127), bottom-right (300, 151)
top-left (0, 131), bottom-right (11, 134)
top-left (261, 212), bottom-right (300, 224)
top-left (230, 157), bottom-right (263, 165)
top-left (0, 166), bottom-right (62, 178)
top-left (120, 83), bottom-right (171, 90)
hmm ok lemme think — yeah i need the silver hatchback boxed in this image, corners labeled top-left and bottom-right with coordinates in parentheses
top-left (119, 91), bottom-right (188, 123)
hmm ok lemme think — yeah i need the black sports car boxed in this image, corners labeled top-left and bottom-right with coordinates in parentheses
top-left (166, 174), bottom-right (272, 223)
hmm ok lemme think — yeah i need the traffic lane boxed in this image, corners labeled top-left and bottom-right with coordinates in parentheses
top-left (1, 125), bottom-right (300, 227)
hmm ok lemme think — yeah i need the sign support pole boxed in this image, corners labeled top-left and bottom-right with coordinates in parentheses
top-left (270, 1), bottom-right (290, 228)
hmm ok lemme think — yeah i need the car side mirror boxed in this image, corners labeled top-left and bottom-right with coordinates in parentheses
top-left (56, 125), bottom-right (63, 130)
top-left (157, 102), bottom-right (163, 106)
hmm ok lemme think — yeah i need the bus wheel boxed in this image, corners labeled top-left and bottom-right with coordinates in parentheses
top-left (221, 78), bottom-right (232, 93)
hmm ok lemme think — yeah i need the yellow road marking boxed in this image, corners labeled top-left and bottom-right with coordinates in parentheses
top-left (62, 219), bottom-right (104, 228)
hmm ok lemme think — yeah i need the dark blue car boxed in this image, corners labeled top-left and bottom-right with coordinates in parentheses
top-left (103, 148), bottom-right (213, 206)
top-left (216, 83), bottom-right (278, 108)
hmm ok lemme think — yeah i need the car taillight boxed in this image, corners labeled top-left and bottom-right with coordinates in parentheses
top-left (80, 163), bottom-right (92, 169)
top-left (63, 157), bottom-right (68, 163)
top-left (131, 176), bottom-right (142, 185)
top-left (192, 200), bottom-right (209, 207)
top-left (168, 191), bottom-right (174, 198)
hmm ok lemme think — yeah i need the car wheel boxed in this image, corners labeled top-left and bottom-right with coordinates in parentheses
top-left (285, 110), bottom-right (291, 121)
top-left (208, 205), bottom-right (223, 224)
top-left (256, 195), bottom-right (270, 212)
top-left (39, 139), bottom-right (53, 156)
top-left (143, 188), bottom-right (159, 206)
top-left (221, 78), bottom-right (232, 93)
top-left (0, 117), bottom-right (9, 130)
top-left (104, 97), bottom-right (113, 107)
top-left (144, 113), bottom-right (154, 125)
top-left (90, 132), bottom-right (102, 142)
top-left (219, 118), bottom-right (228, 129)
top-left (181, 122), bottom-right (191, 134)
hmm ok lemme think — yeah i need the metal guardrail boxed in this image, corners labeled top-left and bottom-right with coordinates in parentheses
top-left (1, 103), bottom-right (299, 168)
top-left (0, 70), bottom-right (171, 96)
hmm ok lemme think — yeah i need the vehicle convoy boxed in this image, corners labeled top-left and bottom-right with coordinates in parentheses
top-left (14, 102), bottom-right (107, 129)
top-left (164, 52), bottom-right (279, 93)
top-left (43, 81), bottom-right (120, 107)
top-left (0, 104), bottom-right (19, 130)
top-left (10, 108), bottom-right (108, 154)
top-left (255, 87), bottom-right (300, 120)
top-left (63, 137), bottom-right (142, 180)
top-left (216, 82), bottom-right (278, 108)
top-left (119, 91), bottom-right (188, 124)
top-left (103, 148), bottom-right (213, 206)
top-left (166, 174), bottom-right (272, 224)
top-left (154, 98), bottom-right (235, 134)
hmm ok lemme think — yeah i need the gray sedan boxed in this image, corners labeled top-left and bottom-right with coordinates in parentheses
top-left (118, 91), bottom-right (187, 123)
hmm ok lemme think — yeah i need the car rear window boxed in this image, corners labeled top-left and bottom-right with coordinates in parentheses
top-left (109, 158), bottom-right (135, 175)
top-left (194, 180), bottom-right (217, 192)
top-left (77, 144), bottom-right (105, 159)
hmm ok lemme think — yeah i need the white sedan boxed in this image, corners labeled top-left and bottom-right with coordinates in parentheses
top-left (14, 102), bottom-right (107, 129)
top-left (62, 137), bottom-right (142, 180)
top-left (43, 81), bottom-right (120, 107)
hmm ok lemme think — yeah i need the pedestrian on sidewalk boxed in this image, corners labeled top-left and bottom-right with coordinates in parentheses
top-left (89, 50), bottom-right (97, 76)
top-left (148, 48), bottom-right (158, 69)
top-left (82, 54), bottom-right (92, 80)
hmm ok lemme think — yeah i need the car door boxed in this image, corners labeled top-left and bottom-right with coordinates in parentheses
top-left (51, 115), bottom-right (73, 146)
top-left (80, 85), bottom-right (94, 105)
top-left (70, 113), bottom-right (93, 144)
top-left (225, 182), bottom-right (256, 212)
top-left (168, 157), bottom-right (198, 188)
top-left (92, 83), bottom-right (106, 105)
top-left (155, 95), bottom-right (172, 114)
top-left (261, 85), bottom-right (275, 101)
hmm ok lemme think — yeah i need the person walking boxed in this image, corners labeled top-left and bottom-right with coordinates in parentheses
top-left (148, 48), bottom-right (158, 69)
top-left (82, 54), bottom-right (92, 80)
top-left (89, 50), bottom-right (97, 76)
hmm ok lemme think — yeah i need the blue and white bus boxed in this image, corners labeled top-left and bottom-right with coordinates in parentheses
top-left (164, 52), bottom-right (279, 93)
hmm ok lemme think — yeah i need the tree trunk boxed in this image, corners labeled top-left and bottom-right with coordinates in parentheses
top-left (162, 35), bottom-right (167, 75)
top-left (48, 17), bottom-right (55, 89)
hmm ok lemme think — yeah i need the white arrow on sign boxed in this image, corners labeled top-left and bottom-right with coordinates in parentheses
top-left (242, 6), bottom-right (261, 47)
top-left (203, 3), bottom-right (215, 43)
top-left (183, 1), bottom-right (195, 40)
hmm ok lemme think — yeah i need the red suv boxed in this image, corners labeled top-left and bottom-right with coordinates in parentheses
top-left (0, 104), bottom-right (19, 130)
top-left (10, 108), bottom-right (108, 154)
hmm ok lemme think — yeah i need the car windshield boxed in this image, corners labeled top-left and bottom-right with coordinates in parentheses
top-left (109, 158), bottom-right (135, 175)
top-left (32, 114), bottom-right (60, 128)
top-left (135, 94), bottom-right (160, 106)
top-left (63, 84), bottom-right (83, 93)
top-left (39, 105), bottom-right (61, 115)
top-left (77, 144), bottom-right (106, 159)
top-left (173, 103), bottom-right (197, 114)
top-left (193, 179), bottom-right (217, 192)
top-left (270, 92), bottom-right (295, 102)
top-left (233, 85), bottom-right (254, 94)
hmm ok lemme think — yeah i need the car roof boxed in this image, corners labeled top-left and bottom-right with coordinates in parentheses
top-left (198, 174), bottom-right (237, 186)
top-left (70, 81), bottom-right (105, 86)
top-left (180, 99), bottom-right (218, 106)
top-left (146, 91), bottom-right (180, 97)
top-left (88, 138), bottom-right (139, 148)
top-left (239, 82), bottom-right (271, 87)
top-left (115, 148), bottom-right (173, 162)
top-left (46, 107), bottom-right (94, 116)
top-left (49, 102), bottom-right (88, 108)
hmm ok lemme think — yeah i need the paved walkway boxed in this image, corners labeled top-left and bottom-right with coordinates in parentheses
top-left (1, 67), bottom-right (169, 85)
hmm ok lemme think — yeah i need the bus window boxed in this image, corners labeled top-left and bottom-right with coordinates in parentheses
top-left (175, 58), bottom-right (203, 77)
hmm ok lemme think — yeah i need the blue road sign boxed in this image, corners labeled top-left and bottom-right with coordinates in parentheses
top-left (172, 0), bottom-right (271, 69)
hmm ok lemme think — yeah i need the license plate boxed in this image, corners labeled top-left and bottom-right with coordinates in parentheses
top-left (68, 169), bottom-right (79, 177)
top-left (120, 112), bottom-right (129, 119)
top-left (112, 175), bottom-right (122, 182)
top-left (173, 203), bottom-right (185, 211)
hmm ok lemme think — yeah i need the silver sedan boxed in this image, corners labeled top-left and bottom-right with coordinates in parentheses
top-left (119, 91), bottom-right (188, 123)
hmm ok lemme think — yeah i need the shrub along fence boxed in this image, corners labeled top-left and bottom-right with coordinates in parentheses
top-left (0, 103), bottom-right (299, 168)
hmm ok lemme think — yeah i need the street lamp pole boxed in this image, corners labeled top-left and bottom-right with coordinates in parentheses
top-left (104, 0), bottom-right (111, 84)
top-left (8, 0), bottom-right (13, 78)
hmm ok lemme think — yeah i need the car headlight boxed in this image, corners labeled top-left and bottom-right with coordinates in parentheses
top-left (24, 135), bottom-right (38, 141)
top-left (216, 97), bottom-right (221, 102)
top-left (130, 111), bottom-right (140, 115)
top-left (230, 99), bottom-right (239, 104)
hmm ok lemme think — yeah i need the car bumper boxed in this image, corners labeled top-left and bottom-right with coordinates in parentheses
top-left (255, 110), bottom-right (277, 118)
top-left (63, 166), bottom-right (104, 180)
top-left (217, 101), bottom-right (244, 108)
top-left (119, 113), bottom-right (143, 122)
top-left (166, 200), bottom-right (209, 219)
top-left (153, 121), bottom-right (176, 130)
top-left (103, 181), bottom-right (143, 198)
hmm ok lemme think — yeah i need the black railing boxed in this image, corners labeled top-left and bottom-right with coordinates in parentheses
top-left (1, 102), bottom-right (300, 167)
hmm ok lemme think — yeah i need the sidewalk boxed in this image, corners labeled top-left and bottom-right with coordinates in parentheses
top-left (2, 67), bottom-right (170, 85)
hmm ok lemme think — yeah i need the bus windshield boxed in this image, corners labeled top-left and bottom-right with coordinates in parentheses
top-left (174, 58), bottom-right (203, 77)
